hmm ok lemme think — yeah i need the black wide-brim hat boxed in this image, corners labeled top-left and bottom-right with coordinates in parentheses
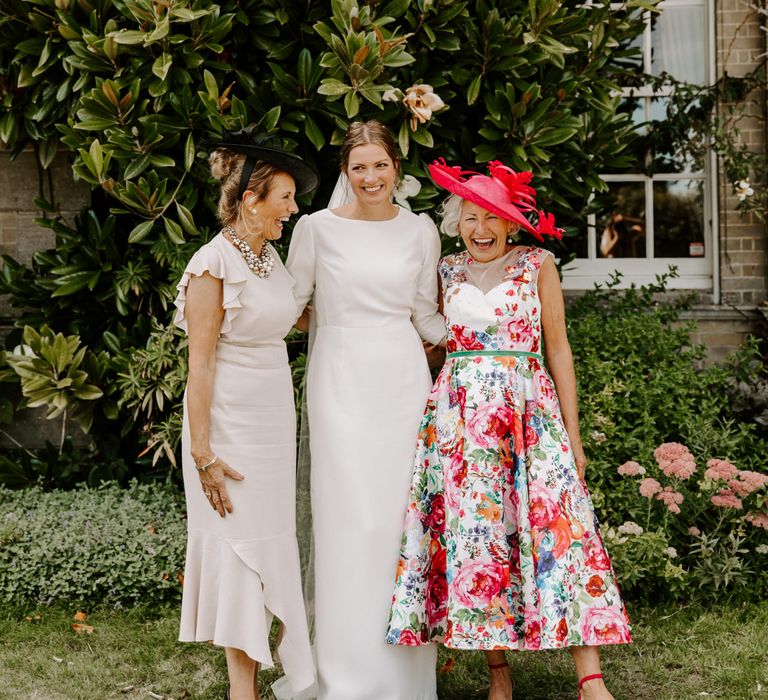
top-left (205, 126), bottom-right (319, 196)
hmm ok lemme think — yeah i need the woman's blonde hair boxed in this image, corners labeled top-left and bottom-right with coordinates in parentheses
top-left (438, 193), bottom-right (463, 237)
top-left (339, 120), bottom-right (400, 176)
top-left (209, 149), bottom-right (283, 226)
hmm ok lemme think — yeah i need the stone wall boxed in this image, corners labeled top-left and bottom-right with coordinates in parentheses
top-left (0, 146), bottom-right (90, 320)
top-left (0, 146), bottom-right (89, 448)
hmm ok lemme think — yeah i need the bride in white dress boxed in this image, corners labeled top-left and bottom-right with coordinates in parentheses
top-left (284, 121), bottom-right (445, 699)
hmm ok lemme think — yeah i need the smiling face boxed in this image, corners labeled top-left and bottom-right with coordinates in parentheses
top-left (344, 143), bottom-right (398, 206)
top-left (244, 171), bottom-right (298, 241)
top-left (458, 199), bottom-right (519, 262)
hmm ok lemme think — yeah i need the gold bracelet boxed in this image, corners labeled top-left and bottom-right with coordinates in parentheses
top-left (195, 455), bottom-right (217, 472)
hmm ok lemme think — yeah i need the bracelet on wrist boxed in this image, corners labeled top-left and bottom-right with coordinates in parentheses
top-left (195, 455), bottom-right (218, 472)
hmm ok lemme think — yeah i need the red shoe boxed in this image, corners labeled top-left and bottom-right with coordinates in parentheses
top-left (577, 673), bottom-right (603, 700)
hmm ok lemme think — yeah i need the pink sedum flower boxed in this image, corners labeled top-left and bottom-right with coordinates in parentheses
top-left (746, 512), bottom-right (768, 530)
top-left (655, 486), bottom-right (684, 513)
top-left (618, 461), bottom-right (646, 477)
top-left (737, 470), bottom-right (768, 494)
top-left (653, 442), bottom-right (696, 479)
top-left (639, 478), bottom-right (662, 499)
top-left (710, 488), bottom-right (743, 510)
top-left (688, 526), bottom-right (701, 536)
top-left (704, 458), bottom-right (739, 481)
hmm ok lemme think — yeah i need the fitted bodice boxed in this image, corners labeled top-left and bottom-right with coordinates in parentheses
top-left (440, 247), bottom-right (551, 355)
top-left (174, 234), bottom-right (298, 364)
top-left (286, 208), bottom-right (445, 344)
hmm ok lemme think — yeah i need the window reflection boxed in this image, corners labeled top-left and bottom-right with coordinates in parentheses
top-left (653, 180), bottom-right (705, 257)
top-left (598, 183), bottom-right (646, 258)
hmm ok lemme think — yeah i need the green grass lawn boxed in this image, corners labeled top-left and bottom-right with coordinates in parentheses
top-left (1, 602), bottom-right (766, 699)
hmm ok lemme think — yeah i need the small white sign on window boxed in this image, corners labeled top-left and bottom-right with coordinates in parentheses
top-left (689, 242), bottom-right (705, 257)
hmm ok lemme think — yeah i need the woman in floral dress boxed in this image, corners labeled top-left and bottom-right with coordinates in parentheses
top-left (386, 160), bottom-right (631, 700)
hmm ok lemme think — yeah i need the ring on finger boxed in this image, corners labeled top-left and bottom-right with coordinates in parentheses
top-left (204, 490), bottom-right (212, 498)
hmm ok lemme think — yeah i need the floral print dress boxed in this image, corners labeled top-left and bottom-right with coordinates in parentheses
top-left (386, 247), bottom-right (631, 651)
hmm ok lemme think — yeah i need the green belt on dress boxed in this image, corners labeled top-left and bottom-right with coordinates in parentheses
top-left (447, 350), bottom-right (543, 361)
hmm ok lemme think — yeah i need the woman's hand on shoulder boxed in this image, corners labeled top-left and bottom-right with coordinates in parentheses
top-left (196, 455), bottom-right (245, 517)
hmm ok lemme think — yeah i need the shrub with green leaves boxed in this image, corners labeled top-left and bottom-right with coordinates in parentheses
top-left (566, 272), bottom-right (768, 602)
top-left (0, 0), bottom-right (655, 479)
top-left (0, 481), bottom-right (186, 607)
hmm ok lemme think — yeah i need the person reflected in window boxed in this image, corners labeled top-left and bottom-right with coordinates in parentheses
top-left (600, 213), bottom-right (643, 258)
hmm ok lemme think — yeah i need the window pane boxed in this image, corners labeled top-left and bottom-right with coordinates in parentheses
top-left (653, 179), bottom-right (705, 258)
top-left (648, 98), bottom-right (704, 173)
top-left (597, 183), bottom-right (646, 258)
top-left (651, 4), bottom-right (706, 83)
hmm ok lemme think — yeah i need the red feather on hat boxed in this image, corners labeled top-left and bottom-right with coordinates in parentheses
top-left (487, 161), bottom-right (537, 210)
top-left (431, 158), bottom-right (479, 182)
top-left (534, 210), bottom-right (564, 241)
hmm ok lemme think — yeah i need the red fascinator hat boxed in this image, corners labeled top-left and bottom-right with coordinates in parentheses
top-left (428, 159), bottom-right (564, 242)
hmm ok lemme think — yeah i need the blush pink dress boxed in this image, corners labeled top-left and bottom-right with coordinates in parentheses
top-left (174, 233), bottom-right (315, 696)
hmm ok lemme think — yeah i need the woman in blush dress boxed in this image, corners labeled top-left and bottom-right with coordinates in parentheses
top-left (174, 129), bottom-right (318, 700)
top-left (284, 120), bottom-right (445, 700)
top-left (387, 160), bottom-right (631, 700)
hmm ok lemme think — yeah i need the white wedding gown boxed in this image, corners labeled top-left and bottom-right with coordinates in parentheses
top-left (284, 207), bottom-right (445, 700)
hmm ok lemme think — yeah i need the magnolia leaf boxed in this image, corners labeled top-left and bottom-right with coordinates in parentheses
top-left (260, 106), bottom-right (281, 131)
top-left (109, 30), bottom-right (147, 45)
top-left (37, 138), bottom-right (58, 170)
top-left (411, 127), bottom-right (433, 148)
top-left (398, 120), bottom-right (409, 158)
top-left (128, 220), bottom-right (154, 244)
top-left (317, 79), bottom-right (350, 97)
top-left (175, 202), bottom-right (195, 235)
top-left (89, 139), bottom-right (103, 177)
top-left (467, 75), bottom-right (482, 106)
top-left (184, 132), bottom-right (195, 171)
top-left (343, 91), bottom-right (360, 118)
top-left (74, 117), bottom-right (117, 131)
top-left (148, 16), bottom-right (170, 43)
top-left (152, 53), bottom-right (172, 81)
top-left (304, 114), bottom-right (325, 151)
top-left (164, 217), bottom-right (185, 245)
top-left (203, 69), bottom-right (218, 100)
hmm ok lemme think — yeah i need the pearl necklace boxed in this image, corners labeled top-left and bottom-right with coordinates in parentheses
top-left (222, 225), bottom-right (274, 278)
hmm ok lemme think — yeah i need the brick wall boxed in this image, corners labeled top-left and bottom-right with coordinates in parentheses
top-left (716, 1), bottom-right (767, 309)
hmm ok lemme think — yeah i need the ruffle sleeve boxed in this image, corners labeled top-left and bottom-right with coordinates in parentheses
top-left (173, 242), bottom-right (248, 335)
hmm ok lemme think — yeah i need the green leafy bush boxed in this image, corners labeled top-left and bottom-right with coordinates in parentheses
top-left (0, 482), bottom-right (186, 606)
top-left (0, 0), bottom-right (654, 479)
top-left (567, 272), bottom-right (768, 602)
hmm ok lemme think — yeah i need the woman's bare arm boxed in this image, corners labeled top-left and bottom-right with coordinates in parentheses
top-left (538, 256), bottom-right (587, 479)
top-left (185, 272), bottom-right (244, 516)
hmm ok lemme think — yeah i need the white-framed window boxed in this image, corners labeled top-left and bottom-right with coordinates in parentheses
top-left (562, 0), bottom-right (717, 291)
